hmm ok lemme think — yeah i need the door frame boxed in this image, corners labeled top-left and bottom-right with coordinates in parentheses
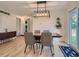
top-left (16, 17), bottom-right (21, 36)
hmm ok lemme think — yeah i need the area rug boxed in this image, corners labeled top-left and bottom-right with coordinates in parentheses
top-left (59, 46), bottom-right (79, 57)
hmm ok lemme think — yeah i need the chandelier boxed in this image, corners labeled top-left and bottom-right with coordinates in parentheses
top-left (34, 1), bottom-right (50, 17)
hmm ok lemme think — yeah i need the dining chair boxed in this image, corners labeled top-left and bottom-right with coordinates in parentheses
top-left (40, 32), bottom-right (54, 56)
top-left (24, 32), bottom-right (36, 54)
top-left (34, 30), bottom-right (40, 34)
top-left (43, 30), bottom-right (50, 32)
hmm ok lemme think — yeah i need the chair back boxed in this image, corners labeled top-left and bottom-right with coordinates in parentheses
top-left (24, 32), bottom-right (36, 45)
top-left (34, 30), bottom-right (40, 34)
top-left (40, 32), bottom-right (52, 46)
top-left (43, 30), bottom-right (50, 33)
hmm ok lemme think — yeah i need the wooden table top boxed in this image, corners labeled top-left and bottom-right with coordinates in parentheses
top-left (33, 33), bottom-right (62, 38)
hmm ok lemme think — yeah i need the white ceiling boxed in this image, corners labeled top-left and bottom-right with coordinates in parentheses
top-left (0, 1), bottom-right (69, 16)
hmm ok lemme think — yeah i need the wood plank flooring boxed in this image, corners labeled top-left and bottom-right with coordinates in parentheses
top-left (0, 36), bottom-right (68, 57)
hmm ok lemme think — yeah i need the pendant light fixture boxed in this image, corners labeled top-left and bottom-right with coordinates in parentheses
top-left (34, 1), bottom-right (50, 17)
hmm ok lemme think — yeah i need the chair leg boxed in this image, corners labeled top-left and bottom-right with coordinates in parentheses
top-left (52, 45), bottom-right (54, 54)
top-left (40, 45), bottom-right (43, 55)
top-left (50, 45), bottom-right (54, 56)
top-left (33, 45), bottom-right (35, 54)
top-left (24, 44), bottom-right (28, 53)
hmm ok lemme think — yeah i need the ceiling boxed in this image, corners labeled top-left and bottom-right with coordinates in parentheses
top-left (0, 1), bottom-right (69, 16)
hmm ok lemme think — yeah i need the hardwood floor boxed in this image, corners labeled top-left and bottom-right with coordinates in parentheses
top-left (0, 36), bottom-right (68, 57)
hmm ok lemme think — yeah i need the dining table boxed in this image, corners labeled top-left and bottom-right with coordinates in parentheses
top-left (33, 33), bottom-right (62, 43)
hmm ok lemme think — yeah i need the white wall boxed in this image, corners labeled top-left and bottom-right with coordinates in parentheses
top-left (0, 13), bottom-right (17, 33)
top-left (33, 9), bottom-right (66, 41)
top-left (33, 17), bottom-right (56, 33)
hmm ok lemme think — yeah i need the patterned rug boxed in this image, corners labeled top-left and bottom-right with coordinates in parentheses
top-left (59, 46), bottom-right (79, 57)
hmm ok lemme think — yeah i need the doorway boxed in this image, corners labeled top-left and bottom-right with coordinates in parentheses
top-left (16, 17), bottom-right (21, 36)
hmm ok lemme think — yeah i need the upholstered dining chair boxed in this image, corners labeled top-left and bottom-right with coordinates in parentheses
top-left (34, 30), bottom-right (40, 34)
top-left (43, 30), bottom-right (50, 33)
top-left (24, 32), bottom-right (36, 54)
top-left (40, 32), bottom-right (54, 56)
